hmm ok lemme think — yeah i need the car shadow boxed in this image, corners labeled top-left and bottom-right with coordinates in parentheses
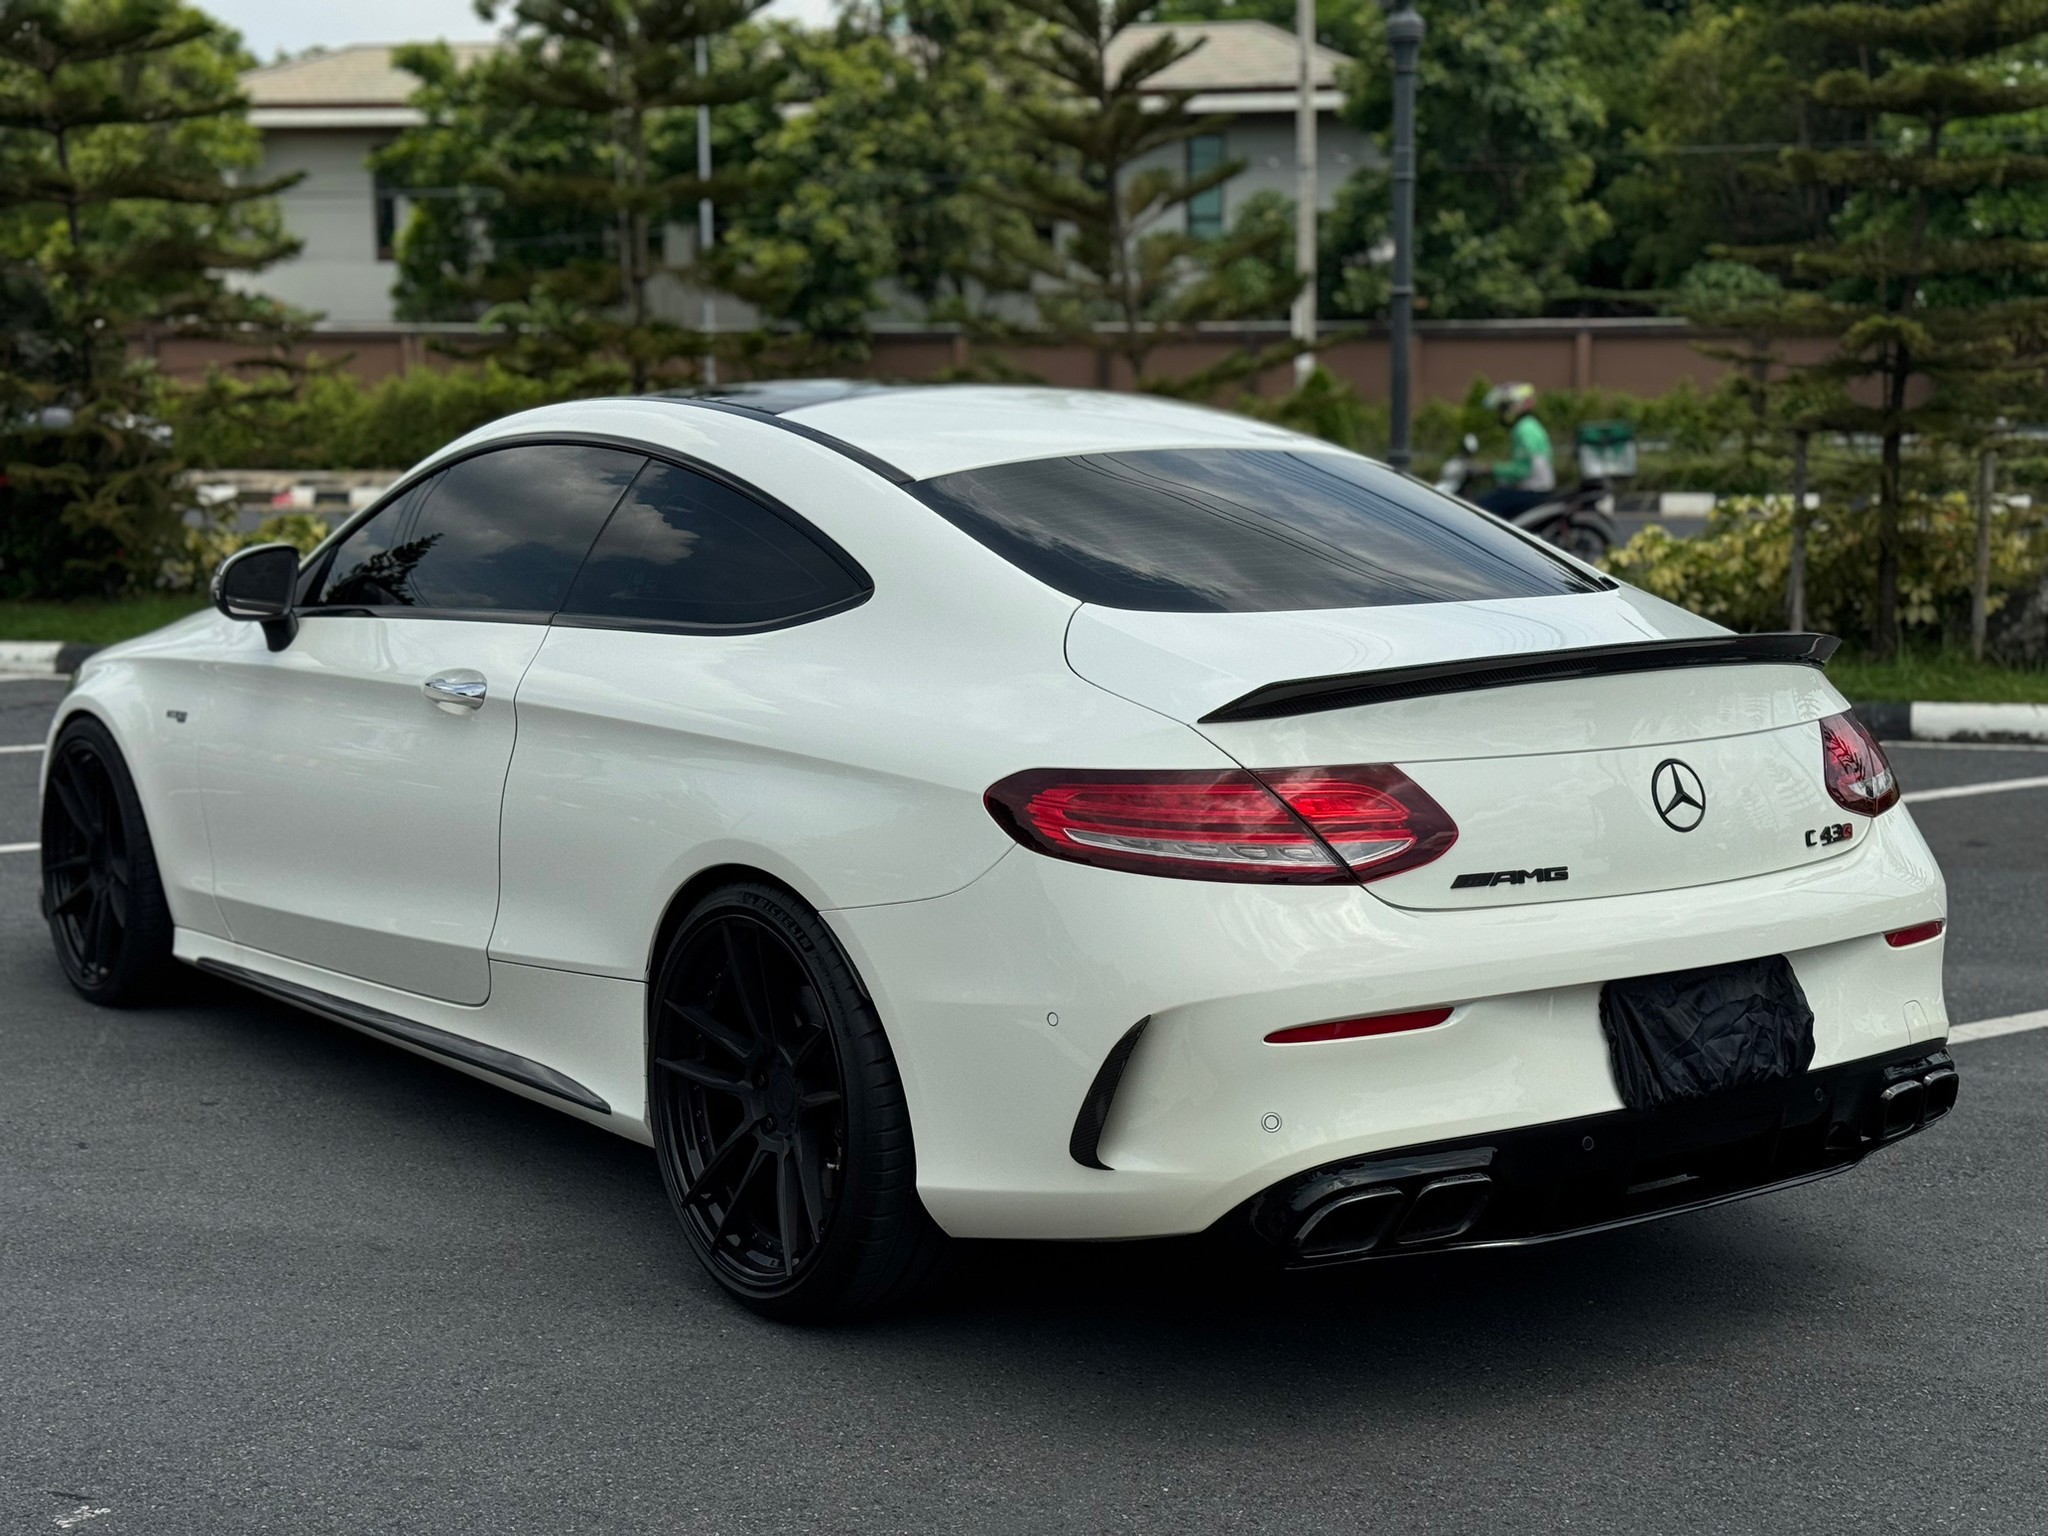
top-left (49, 958), bottom-right (1865, 1425)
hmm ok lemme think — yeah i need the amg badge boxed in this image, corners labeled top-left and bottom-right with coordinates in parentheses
top-left (1451, 866), bottom-right (1570, 890)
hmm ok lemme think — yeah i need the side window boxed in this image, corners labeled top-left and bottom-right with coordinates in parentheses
top-left (312, 444), bottom-right (644, 615)
top-left (560, 460), bottom-right (866, 630)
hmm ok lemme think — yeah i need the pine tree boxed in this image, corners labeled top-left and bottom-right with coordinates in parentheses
top-left (0, 0), bottom-right (299, 597)
top-left (1707, 0), bottom-right (2048, 659)
top-left (472, 0), bottom-right (780, 394)
top-left (987, 0), bottom-right (1298, 390)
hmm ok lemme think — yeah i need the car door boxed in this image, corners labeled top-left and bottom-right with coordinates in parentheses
top-left (490, 454), bottom-right (886, 978)
top-left (198, 441), bottom-right (644, 1004)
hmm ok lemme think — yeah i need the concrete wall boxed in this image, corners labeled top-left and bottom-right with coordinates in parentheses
top-left (150, 319), bottom-right (1831, 404)
top-left (240, 129), bottom-right (402, 325)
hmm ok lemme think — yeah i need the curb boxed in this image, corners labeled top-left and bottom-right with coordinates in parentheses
top-left (1853, 700), bottom-right (2048, 745)
top-left (0, 641), bottom-right (100, 677)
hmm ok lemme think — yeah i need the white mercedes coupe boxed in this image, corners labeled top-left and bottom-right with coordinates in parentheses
top-left (41, 385), bottom-right (1956, 1319)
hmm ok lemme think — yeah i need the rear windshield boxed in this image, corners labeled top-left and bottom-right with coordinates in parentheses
top-left (909, 448), bottom-right (1603, 612)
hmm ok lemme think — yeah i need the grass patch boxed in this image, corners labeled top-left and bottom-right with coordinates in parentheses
top-left (1827, 649), bottom-right (2048, 704)
top-left (0, 594), bottom-right (210, 647)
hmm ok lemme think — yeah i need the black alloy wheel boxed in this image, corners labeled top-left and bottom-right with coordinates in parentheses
top-left (650, 882), bottom-right (944, 1320)
top-left (41, 717), bottom-right (174, 1005)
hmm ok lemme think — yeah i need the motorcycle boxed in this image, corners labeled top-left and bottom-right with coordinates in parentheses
top-left (1433, 433), bottom-right (1620, 566)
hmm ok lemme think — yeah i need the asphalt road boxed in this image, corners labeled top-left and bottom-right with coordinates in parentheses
top-left (1, 674), bottom-right (2043, 1535)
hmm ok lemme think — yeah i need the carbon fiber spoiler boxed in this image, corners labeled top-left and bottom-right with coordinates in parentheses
top-left (1198, 632), bottom-right (1840, 725)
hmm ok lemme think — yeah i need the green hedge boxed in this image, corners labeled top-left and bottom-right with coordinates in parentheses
top-left (1605, 492), bottom-right (2048, 650)
top-left (168, 361), bottom-right (557, 470)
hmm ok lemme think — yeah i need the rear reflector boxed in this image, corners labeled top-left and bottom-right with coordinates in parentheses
top-left (1265, 1006), bottom-right (1454, 1044)
top-left (1884, 919), bottom-right (1945, 948)
top-left (984, 765), bottom-right (1458, 884)
top-left (1821, 711), bottom-right (1900, 816)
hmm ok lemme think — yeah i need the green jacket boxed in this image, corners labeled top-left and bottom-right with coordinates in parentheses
top-left (1493, 415), bottom-right (1557, 492)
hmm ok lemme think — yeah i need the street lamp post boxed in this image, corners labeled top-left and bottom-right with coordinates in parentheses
top-left (1385, 3), bottom-right (1424, 473)
top-left (1292, 0), bottom-right (1317, 384)
top-left (697, 33), bottom-right (716, 389)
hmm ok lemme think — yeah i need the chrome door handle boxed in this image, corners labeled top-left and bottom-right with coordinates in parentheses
top-left (423, 671), bottom-right (487, 711)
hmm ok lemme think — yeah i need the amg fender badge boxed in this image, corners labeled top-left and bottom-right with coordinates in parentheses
top-left (1451, 866), bottom-right (1570, 890)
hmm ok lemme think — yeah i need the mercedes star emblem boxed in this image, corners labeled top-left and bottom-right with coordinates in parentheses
top-left (1651, 758), bottom-right (1707, 832)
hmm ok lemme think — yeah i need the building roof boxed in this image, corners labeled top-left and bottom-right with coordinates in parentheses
top-left (1107, 20), bottom-right (1349, 95)
top-left (241, 22), bottom-right (1345, 114)
top-left (242, 43), bottom-right (496, 108)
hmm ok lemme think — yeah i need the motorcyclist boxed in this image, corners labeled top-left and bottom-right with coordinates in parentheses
top-left (1475, 383), bottom-right (1555, 519)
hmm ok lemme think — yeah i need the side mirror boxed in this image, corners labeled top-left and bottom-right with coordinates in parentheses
top-left (212, 542), bottom-right (300, 651)
top-left (1462, 432), bottom-right (1480, 454)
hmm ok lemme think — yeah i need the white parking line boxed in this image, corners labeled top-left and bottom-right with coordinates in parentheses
top-left (1903, 774), bottom-right (2048, 804)
top-left (1891, 739), bottom-right (2048, 754)
top-left (0, 841), bottom-right (37, 854)
top-left (0, 743), bottom-right (46, 754)
top-left (1949, 1010), bottom-right (2048, 1044)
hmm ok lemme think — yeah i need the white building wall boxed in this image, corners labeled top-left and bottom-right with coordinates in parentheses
top-left (245, 130), bottom-right (401, 324)
top-left (1127, 112), bottom-right (1370, 233)
top-left (237, 112), bottom-right (1370, 329)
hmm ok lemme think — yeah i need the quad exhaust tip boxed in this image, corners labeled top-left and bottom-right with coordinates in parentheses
top-left (1290, 1173), bottom-right (1494, 1261)
top-left (1877, 1064), bottom-right (1960, 1140)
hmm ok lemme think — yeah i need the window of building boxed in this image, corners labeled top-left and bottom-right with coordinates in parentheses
top-left (1186, 134), bottom-right (1227, 240)
top-left (373, 174), bottom-right (399, 262)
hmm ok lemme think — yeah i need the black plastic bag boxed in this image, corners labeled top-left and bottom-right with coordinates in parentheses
top-left (1598, 955), bottom-right (1815, 1112)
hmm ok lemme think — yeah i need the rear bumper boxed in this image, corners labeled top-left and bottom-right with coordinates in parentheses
top-left (827, 803), bottom-right (1947, 1242)
top-left (1244, 1044), bottom-right (1959, 1263)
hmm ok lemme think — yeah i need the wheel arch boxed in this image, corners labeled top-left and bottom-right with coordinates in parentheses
top-left (642, 863), bottom-right (885, 1086)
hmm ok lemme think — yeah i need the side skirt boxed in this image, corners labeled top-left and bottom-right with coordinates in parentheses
top-left (195, 956), bottom-right (611, 1114)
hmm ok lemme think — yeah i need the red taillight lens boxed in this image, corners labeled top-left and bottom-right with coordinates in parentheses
top-left (1259, 766), bottom-right (1458, 882)
top-left (984, 765), bottom-right (1458, 884)
top-left (1885, 919), bottom-right (1945, 948)
top-left (1820, 711), bottom-right (1899, 816)
top-left (1266, 1006), bottom-right (1454, 1044)
top-left (984, 769), bottom-right (1350, 882)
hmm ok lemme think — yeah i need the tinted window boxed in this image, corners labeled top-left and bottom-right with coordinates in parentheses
top-left (560, 460), bottom-right (864, 629)
top-left (910, 448), bottom-right (1604, 613)
top-left (314, 444), bottom-right (644, 613)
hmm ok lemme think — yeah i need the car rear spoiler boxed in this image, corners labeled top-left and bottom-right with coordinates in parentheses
top-left (1199, 632), bottom-right (1841, 724)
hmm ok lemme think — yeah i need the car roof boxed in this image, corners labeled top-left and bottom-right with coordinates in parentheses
top-left (772, 384), bottom-right (1321, 482)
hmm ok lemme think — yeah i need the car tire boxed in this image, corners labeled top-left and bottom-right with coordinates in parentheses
top-left (649, 880), bottom-right (948, 1322)
top-left (40, 715), bottom-right (177, 1007)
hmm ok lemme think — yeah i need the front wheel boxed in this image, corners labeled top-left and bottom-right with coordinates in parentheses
top-left (41, 716), bottom-right (176, 1006)
top-left (649, 881), bottom-right (946, 1321)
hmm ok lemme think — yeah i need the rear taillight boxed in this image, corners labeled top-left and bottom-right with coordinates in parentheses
top-left (1820, 711), bottom-right (1899, 816)
top-left (1260, 766), bottom-right (1458, 881)
top-left (983, 765), bottom-right (1457, 884)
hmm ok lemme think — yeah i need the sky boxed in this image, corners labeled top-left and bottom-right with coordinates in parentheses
top-left (209, 0), bottom-right (838, 61)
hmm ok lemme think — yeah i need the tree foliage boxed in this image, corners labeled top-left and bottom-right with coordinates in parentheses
top-left (1692, 0), bottom-right (2048, 659)
top-left (0, 0), bottom-right (298, 597)
top-left (979, 0), bottom-right (1299, 389)
top-left (455, 0), bottom-right (781, 394)
top-left (712, 1), bottom-right (1033, 353)
top-left (1332, 0), bottom-right (1612, 319)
